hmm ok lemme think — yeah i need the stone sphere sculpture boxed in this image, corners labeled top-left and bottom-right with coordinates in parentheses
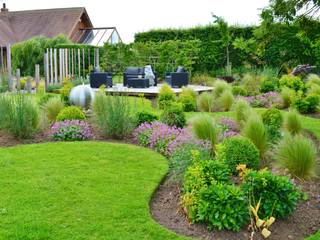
top-left (69, 84), bottom-right (94, 109)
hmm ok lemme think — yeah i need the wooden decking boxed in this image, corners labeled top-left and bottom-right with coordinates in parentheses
top-left (90, 83), bottom-right (213, 97)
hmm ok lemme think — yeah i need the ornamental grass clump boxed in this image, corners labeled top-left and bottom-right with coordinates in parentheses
top-left (284, 109), bottom-right (302, 135)
top-left (198, 92), bottom-right (214, 112)
top-left (242, 115), bottom-right (268, 158)
top-left (43, 97), bottom-right (65, 122)
top-left (217, 90), bottom-right (234, 111)
top-left (50, 120), bottom-right (93, 141)
top-left (232, 99), bottom-right (252, 126)
top-left (276, 134), bottom-right (317, 179)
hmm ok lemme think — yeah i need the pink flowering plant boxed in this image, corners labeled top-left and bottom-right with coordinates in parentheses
top-left (218, 117), bottom-right (240, 141)
top-left (50, 120), bottom-right (93, 141)
top-left (240, 91), bottom-right (282, 108)
top-left (133, 121), bottom-right (210, 156)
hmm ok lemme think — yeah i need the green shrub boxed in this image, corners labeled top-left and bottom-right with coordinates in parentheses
top-left (260, 76), bottom-right (279, 93)
top-left (232, 99), bottom-right (252, 126)
top-left (217, 90), bottom-right (234, 111)
top-left (213, 80), bottom-right (231, 98)
top-left (160, 103), bottom-right (186, 128)
top-left (197, 92), bottom-right (214, 112)
top-left (276, 134), bottom-right (317, 178)
top-left (242, 169), bottom-right (301, 219)
top-left (232, 86), bottom-right (247, 96)
top-left (169, 143), bottom-right (211, 180)
top-left (241, 74), bottom-right (261, 96)
top-left (294, 94), bottom-right (320, 113)
top-left (306, 74), bottom-right (320, 87)
top-left (216, 136), bottom-right (260, 173)
top-left (197, 184), bottom-right (249, 231)
top-left (135, 111), bottom-right (158, 126)
top-left (93, 92), bottom-right (133, 139)
top-left (56, 106), bottom-right (86, 121)
top-left (281, 87), bottom-right (295, 108)
top-left (158, 84), bottom-right (176, 109)
top-left (279, 74), bottom-right (305, 92)
top-left (0, 94), bottom-right (39, 139)
top-left (43, 97), bottom-right (65, 122)
top-left (261, 108), bottom-right (283, 141)
top-left (191, 115), bottom-right (219, 149)
top-left (242, 115), bottom-right (268, 157)
top-left (60, 78), bottom-right (74, 104)
top-left (178, 87), bottom-right (197, 112)
top-left (284, 110), bottom-right (302, 135)
top-left (307, 84), bottom-right (320, 96)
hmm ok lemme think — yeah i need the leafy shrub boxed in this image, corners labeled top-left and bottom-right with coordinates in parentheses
top-left (191, 115), bottom-right (219, 150)
top-left (260, 76), bottom-right (279, 93)
top-left (197, 184), bottom-right (249, 231)
top-left (213, 80), bottom-right (231, 98)
top-left (232, 86), bottom-right (247, 96)
top-left (281, 87), bottom-right (296, 108)
top-left (60, 78), bottom-right (74, 104)
top-left (242, 115), bottom-right (268, 157)
top-left (158, 84), bottom-right (176, 109)
top-left (262, 108), bottom-right (283, 141)
top-left (56, 106), bottom-right (86, 121)
top-left (279, 74), bottom-right (305, 92)
top-left (217, 90), bottom-right (234, 111)
top-left (0, 94), bottom-right (39, 139)
top-left (241, 74), bottom-right (261, 96)
top-left (284, 110), bottom-right (302, 135)
top-left (43, 97), bottom-right (65, 122)
top-left (135, 111), bottom-right (158, 126)
top-left (216, 136), bottom-right (260, 173)
top-left (50, 120), bottom-right (93, 141)
top-left (242, 169), bottom-right (301, 219)
top-left (178, 87), bottom-right (197, 112)
top-left (169, 144), bottom-right (211, 180)
top-left (294, 94), bottom-right (320, 113)
top-left (93, 92), bottom-right (133, 139)
top-left (160, 103), bottom-right (186, 128)
top-left (232, 99), bottom-right (252, 126)
top-left (276, 134), bottom-right (317, 178)
top-left (198, 92), bottom-right (214, 112)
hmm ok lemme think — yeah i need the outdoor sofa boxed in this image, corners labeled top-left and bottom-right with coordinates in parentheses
top-left (165, 66), bottom-right (189, 88)
top-left (123, 67), bottom-right (157, 88)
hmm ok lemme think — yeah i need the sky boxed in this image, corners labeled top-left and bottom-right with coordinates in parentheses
top-left (2, 0), bottom-right (270, 43)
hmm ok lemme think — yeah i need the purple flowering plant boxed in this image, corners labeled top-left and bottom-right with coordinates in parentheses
top-left (50, 120), bottom-right (93, 141)
top-left (240, 91), bottom-right (282, 108)
top-left (218, 117), bottom-right (240, 141)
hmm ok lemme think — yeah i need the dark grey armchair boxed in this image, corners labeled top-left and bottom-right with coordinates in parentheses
top-left (90, 68), bottom-right (113, 88)
top-left (123, 67), bottom-right (157, 88)
top-left (165, 66), bottom-right (189, 88)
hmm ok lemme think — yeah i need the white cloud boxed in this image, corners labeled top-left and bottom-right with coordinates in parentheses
top-left (2, 0), bottom-right (269, 42)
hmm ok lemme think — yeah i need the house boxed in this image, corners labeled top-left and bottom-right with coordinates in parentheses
top-left (0, 4), bottom-right (121, 46)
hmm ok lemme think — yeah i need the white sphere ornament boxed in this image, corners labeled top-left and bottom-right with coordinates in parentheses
top-left (69, 84), bottom-right (95, 108)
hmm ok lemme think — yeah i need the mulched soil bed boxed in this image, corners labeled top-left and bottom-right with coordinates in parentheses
top-left (150, 179), bottom-right (320, 240)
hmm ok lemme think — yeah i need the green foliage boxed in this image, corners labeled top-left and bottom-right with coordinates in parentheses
top-left (232, 99), bottom-right (252, 126)
top-left (191, 74), bottom-right (216, 85)
top-left (242, 169), bottom-right (301, 219)
top-left (284, 110), bottom-right (302, 135)
top-left (158, 84), bottom-right (176, 109)
top-left (135, 111), bottom-right (159, 126)
top-left (197, 92), bottom-right (214, 112)
top-left (276, 134), bottom-right (317, 178)
top-left (60, 78), bottom-right (74, 104)
top-left (56, 106), bottom-right (86, 121)
top-left (191, 115), bottom-right (219, 149)
top-left (216, 136), bottom-right (260, 173)
top-left (262, 108), bottom-right (283, 141)
top-left (178, 87), bottom-right (197, 112)
top-left (232, 86), bottom-right (248, 96)
top-left (242, 115), bottom-right (268, 157)
top-left (241, 74), bottom-right (261, 96)
top-left (197, 184), bottom-right (249, 231)
top-left (169, 144), bottom-right (211, 181)
top-left (43, 97), bottom-right (65, 122)
top-left (213, 80), bottom-right (232, 98)
top-left (279, 74), bottom-right (305, 92)
top-left (260, 76), bottom-right (279, 93)
top-left (306, 74), bottom-right (320, 87)
top-left (160, 103), bottom-right (186, 128)
top-left (217, 90), bottom-right (234, 111)
top-left (294, 94), bottom-right (320, 113)
top-left (281, 86), bottom-right (296, 108)
top-left (0, 94), bottom-right (39, 139)
top-left (11, 35), bottom-right (70, 76)
top-left (93, 93), bottom-right (133, 139)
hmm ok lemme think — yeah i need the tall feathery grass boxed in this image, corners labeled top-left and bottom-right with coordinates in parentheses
top-left (276, 134), bottom-right (317, 179)
top-left (198, 92), bottom-right (214, 112)
top-left (284, 109), bottom-right (302, 135)
top-left (242, 115), bottom-right (268, 158)
top-left (218, 90), bottom-right (234, 111)
top-left (43, 97), bottom-right (65, 122)
top-left (232, 99), bottom-right (252, 126)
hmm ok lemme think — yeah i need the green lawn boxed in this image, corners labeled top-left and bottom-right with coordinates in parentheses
top-left (0, 142), bottom-right (188, 240)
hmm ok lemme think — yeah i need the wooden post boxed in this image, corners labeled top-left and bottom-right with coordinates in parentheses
top-left (0, 46), bottom-right (3, 73)
top-left (54, 48), bottom-right (58, 84)
top-left (59, 49), bottom-right (62, 83)
top-left (16, 69), bottom-right (21, 91)
top-left (35, 64), bottom-right (40, 90)
top-left (82, 48), bottom-right (85, 77)
top-left (78, 49), bottom-right (81, 77)
top-left (61, 49), bottom-right (65, 80)
top-left (44, 52), bottom-right (49, 91)
top-left (65, 48), bottom-right (68, 78)
top-left (88, 49), bottom-right (90, 69)
top-left (71, 49), bottom-right (74, 77)
top-left (95, 48), bottom-right (99, 69)
top-left (6, 44), bottom-right (13, 91)
top-left (26, 77), bottom-right (32, 93)
top-left (50, 48), bottom-right (53, 84)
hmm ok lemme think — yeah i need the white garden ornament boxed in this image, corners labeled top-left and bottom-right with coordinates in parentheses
top-left (69, 84), bottom-right (95, 108)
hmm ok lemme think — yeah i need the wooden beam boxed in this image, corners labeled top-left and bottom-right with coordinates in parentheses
top-left (6, 44), bottom-right (13, 91)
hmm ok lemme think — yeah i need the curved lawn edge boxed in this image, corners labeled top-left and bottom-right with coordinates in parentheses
top-left (0, 141), bottom-right (191, 240)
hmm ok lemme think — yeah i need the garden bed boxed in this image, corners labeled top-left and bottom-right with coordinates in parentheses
top-left (151, 178), bottom-right (320, 240)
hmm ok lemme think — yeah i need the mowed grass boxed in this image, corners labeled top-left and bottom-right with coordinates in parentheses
top-left (0, 142), bottom-right (189, 240)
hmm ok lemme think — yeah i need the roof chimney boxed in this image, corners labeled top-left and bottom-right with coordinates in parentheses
top-left (1, 3), bottom-right (8, 12)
